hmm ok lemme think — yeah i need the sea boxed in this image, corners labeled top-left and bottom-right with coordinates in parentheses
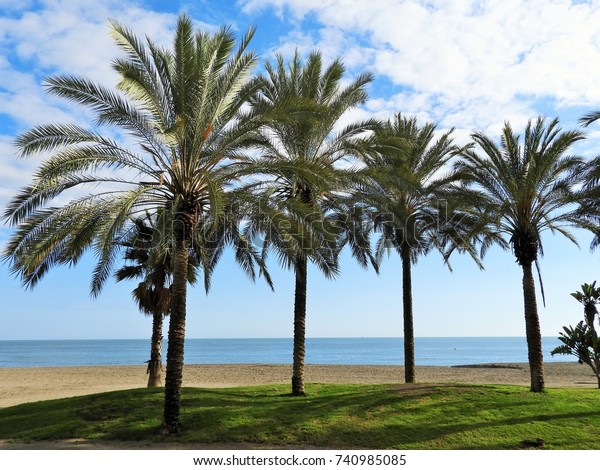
top-left (0, 337), bottom-right (573, 368)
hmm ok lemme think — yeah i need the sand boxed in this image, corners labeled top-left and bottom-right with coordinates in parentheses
top-left (0, 361), bottom-right (597, 408)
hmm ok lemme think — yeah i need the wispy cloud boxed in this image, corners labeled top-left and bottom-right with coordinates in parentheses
top-left (0, 1), bottom-right (182, 215)
top-left (241, 0), bottom-right (600, 135)
top-left (3, 0), bottom-right (600, 219)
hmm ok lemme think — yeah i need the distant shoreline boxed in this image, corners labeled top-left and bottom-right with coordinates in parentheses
top-left (0, 362), bottom-right (596, 408)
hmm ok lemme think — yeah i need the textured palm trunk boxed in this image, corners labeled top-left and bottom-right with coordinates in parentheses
top-left (292, 254), bottom-right (308, 396)
top-left (522, 262), bottom-right (545, 392)
top-left (401, 244), bottom-right (415, 384)
top-left (161, 235), bottom-right (190, 434)
top-left (593, 361), bottom-right (600, 389)
top-left (584, 305), bottom-right (597, 328)
top-left (147, 311), bottom-right (163, 387)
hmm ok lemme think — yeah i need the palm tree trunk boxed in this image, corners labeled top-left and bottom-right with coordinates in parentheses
top-left (401, 244), bottom-right (415, 384)
top-left (522, 262), bottom-right (545, 392)
top-left (593, 362), bottom-right (600, 389)
top-left (161, 236), bottom-right (190, 434)
top-left (292, 254), bottom-right (308, 396)
top-left (147, 312), bottom-right (163, 387)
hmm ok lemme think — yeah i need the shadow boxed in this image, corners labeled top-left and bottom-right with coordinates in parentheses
top-left (2, 384), bottom-right (600, 449)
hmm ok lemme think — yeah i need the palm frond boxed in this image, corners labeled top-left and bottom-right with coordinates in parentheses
top-left (580, 111), bottom-right (600, 127)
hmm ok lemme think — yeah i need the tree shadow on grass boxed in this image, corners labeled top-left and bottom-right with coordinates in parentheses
top-left (1, 384), bottom-right (599, 449)
top-left (177, 384), bottom-right (600, 449)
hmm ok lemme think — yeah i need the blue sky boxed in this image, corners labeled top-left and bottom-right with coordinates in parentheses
top-left (2, 0), bottom-right (600, 340)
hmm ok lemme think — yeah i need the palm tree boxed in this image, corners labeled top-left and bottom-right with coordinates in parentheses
top-left (551, 321), bottom-right (600, 388)
top-left (355, 113), bottom-right (466, 383)
top-left (552, 281), bottom-right (600, 388)
top-left (3, 15), bottom-right (268, 434)
top-left (242, 51), bottom-right (376, 395)
top-left (454, 117), bottom-right (587, 392)
top-left (116, 216), bottom-right (170, 387)
top-left (570, 282), bottom-right (600, 328)
top-left (114, 213), bottom-right (201, 387)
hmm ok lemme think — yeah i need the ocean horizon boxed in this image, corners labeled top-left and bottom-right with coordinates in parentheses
top-left (0, 337), bottom-right (574, 368)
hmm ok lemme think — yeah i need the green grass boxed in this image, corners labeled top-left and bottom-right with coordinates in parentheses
top-left (1, 383), bottom-right (599, 449)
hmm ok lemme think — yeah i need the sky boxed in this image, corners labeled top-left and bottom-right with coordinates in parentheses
top-left (2, 0), bottom-right (600, 340)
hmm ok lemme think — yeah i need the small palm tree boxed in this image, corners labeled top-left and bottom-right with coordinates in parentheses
top-left (455, 117), bottom-right (588, 392)
top-left (552, 282), bottom-right (600, 388)
top-left (242, 51), bottom-right (376, 395)
top-left (552, 321), bottom-right (600, 388)
top-left (355, 113), bottom-right (465, 383)
top-left (570, 282), bottom-right (600, 328)
top-left (3, 15), bottom-right (267, 434)
top-left (115, 213), bottom-right (201, 387)
top-left (116, 216), bottom-right (170, 387)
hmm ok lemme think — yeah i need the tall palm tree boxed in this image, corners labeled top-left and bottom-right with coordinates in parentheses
top-left (3, 15), bottom-right (268, 434)
top-left (454, 117), bottom-right (587, 392)
top-left (242, 51), bottom-right (376, 395)
top-left (355, 113), bottom-right (466, 383)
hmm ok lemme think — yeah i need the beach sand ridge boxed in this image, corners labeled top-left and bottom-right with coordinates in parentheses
top-left (0, 362), bottom-right (596, 408)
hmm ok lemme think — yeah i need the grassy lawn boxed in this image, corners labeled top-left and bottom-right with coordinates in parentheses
top-left (0, 383), bottom-right (599, 449)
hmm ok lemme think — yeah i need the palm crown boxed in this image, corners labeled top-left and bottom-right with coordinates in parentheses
top-left (242, 51), bottom-right (377, 272)
top-left (4, 16), bottom-right (266, 291)
top-left (455, 117), bottom-right (587, 266)
top-left (359, 113), bottom-right (461, 262)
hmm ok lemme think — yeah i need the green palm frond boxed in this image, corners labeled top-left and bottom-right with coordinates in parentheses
top-left (114, 211), bottom-right (198, 317)
top-left (356, 112), bottom-right (463, 265)
top-left (552, 321), bottom-right (600, 377)
top-left (3, 13), bottom-right (269, 299)
top-left (580, 111), bottom-right (600, 127)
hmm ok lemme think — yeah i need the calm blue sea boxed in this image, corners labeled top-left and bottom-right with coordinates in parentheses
top-left (0, 337), bottom-right (572, 368)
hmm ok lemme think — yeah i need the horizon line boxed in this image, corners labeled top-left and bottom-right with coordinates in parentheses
top-left (0, 335), bottom-right (555, 341)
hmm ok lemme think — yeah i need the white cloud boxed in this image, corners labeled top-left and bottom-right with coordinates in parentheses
top-left (0, 1), bottom-right (183, 222)
top-left (0, 2), bottom-right (177, 88)
top-left (4, 0), bottom-right (600, 220)
top-left (0, 134), bottom-right (39, 220)
top-left (0, 0), bottom-right (33, 12)
top-left (241, 0), bottom-right (600, 134)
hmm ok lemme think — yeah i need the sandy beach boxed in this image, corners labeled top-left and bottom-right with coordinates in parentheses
top-left (0, 362), bottom-right (597, 408)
